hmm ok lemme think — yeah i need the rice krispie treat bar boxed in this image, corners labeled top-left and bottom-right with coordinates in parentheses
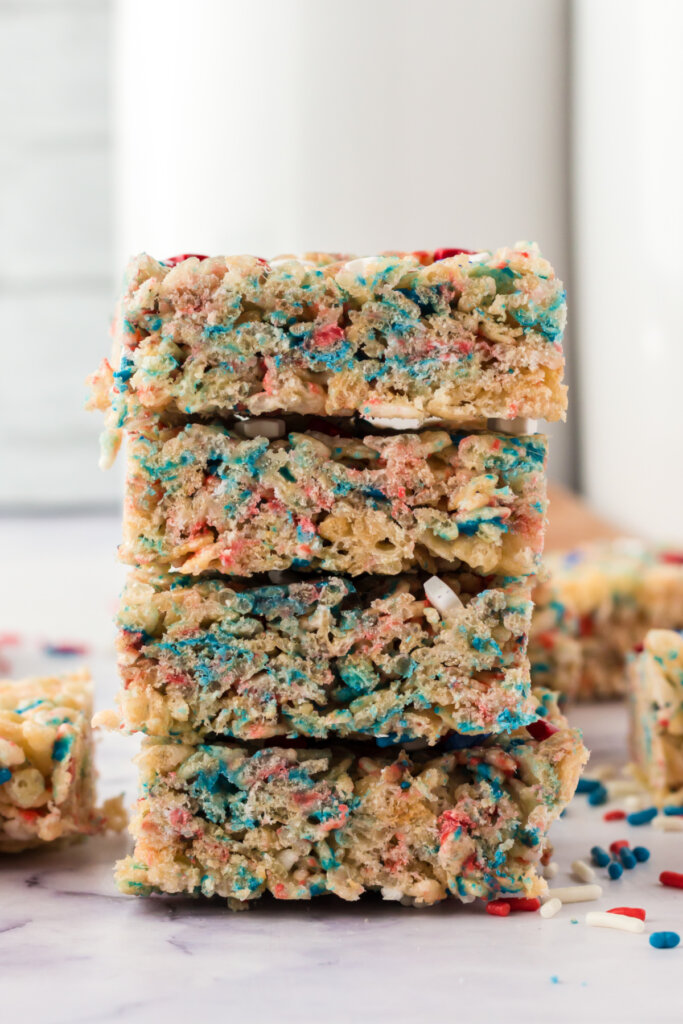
top-left (104, 569), bottom-right (537, 745)
top-left (88, 244), bottom-right (566, 466)
top-left (629, 629), bottom-right (683, 803)
top-left (0, 671), bottom-right (117, 851)
top-left (529, 542), bottom-right (683, 699)
top-left (116, 692), bottom-right (586, 907)
top-left (121, 424), bottom-right (547, 578)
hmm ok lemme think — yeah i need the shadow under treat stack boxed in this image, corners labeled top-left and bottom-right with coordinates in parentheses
top-left (90, 244), bottom-right (586, 907)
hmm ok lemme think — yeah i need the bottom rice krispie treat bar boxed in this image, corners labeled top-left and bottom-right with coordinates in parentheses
top-left (629, 629), bottom-right (683, 805)
top-left (116, 690), bottom-right (586, 907)
top-left (0, 671), bottom-right (122, 851)
top-left (530, 541), bottom-right (683, 699)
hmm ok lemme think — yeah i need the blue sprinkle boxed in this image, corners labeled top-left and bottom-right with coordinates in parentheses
top-left (0, 767), bottom-right (11, 785)
top-left (663, 806), bottom-right (683, 816)
top-left (633, 846), bottom-right (650, 863)
top-left (550, 975), bottom-right (560, 984)
top-left (52, 734), bottom-right (74, 762)
top-left (590, 845), bottom-right (610, 868)
top-left (443, 732), bottom-right (490, 751)
top-left (576, 778), bottom-right (602, 794)
top-left (587, 784), bottom-right (608, 806)
top-left (650, 931), bottom-right (680, 949)
top-left (608, 862), bottom-right (623, 880)
top-left (619, 848), bottom-right (637, 870)
top-left (627, 807), bottom-right (657, 826)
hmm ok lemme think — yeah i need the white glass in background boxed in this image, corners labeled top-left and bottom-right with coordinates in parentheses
top-left (114, 0), bottom-right (575, 485)
top-left (573, 0), bottom-right (683, 544)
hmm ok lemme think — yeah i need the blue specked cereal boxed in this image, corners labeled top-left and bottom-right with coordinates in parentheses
top-left (120, 424), bottom-right (548, 578)
top-left (0, 671), bottom-right (124, 851)
top-left (88, 245), bottom-right (567, 466)
top-left (115, 693), bottom-right (586, 907)
top-left (106, 570), bottom-right (537, 744)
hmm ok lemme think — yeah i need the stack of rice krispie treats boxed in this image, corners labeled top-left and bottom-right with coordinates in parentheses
top-left (90, 244), bottom-right (587, 907)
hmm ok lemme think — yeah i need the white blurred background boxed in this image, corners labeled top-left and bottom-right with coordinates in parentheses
top-left (1, 0), bottom-right (681, 542)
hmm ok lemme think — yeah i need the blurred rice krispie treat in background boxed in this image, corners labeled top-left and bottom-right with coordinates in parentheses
top-left (629, 629), bottom-right (683, 804)
top-left (529, 541), bottom-right (683, 700)
top-left (0, 671), bottom-right (123, 851)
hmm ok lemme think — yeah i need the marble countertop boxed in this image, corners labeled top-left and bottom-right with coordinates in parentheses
top-left (1, 515), bottom-right (681, 1024)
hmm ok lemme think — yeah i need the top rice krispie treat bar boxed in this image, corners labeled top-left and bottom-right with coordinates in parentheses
top-left (89, 244), bottom-right (566, 465)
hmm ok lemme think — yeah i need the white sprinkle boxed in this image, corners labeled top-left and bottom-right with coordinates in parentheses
top-left (487, 417), bottom-right (538, 436)
top-left (653, 815), bottom-right (683, 832)
top-left (467, 252), bottom-right (490, 264)
top-left (269, 257), bottom-right (316, 268)
top-left (606, 779), bottom-right (645, 799)
top-left (546, 885), bottom-right (602, 904)
top-left (365, 417), bottom-right (422, 431)
top-left (543, 861), bottom-right (559, 880)
top-left (381, 886), bottom-right (404, 902)
top-left (424, 576), bottom-right (463, 617)
top-left (343, 256), bottom-right (382, 276)
top-left (276, 849), bottom-right (299, 871)
top-left (235, 418), bottom-right (286, 439)
top-left (571, 860), bottom-right (596, 884)
top-left (585, 911), bottom-right (644, 934)
top-left (623, 794), bottom-right (647, 813)
top-left (540, 897), bottom-right (562, 919)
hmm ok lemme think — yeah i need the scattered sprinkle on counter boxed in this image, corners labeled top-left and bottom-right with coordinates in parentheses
top-left (550, 975), bottom-right (560, 984)
top-left (663, 806), bottom-right (683, 816)
top-left (576, 778), bottom-right (602, 794)
top-left (632, 846), bottom-right (650, 863)
top-left (660, 871), bottom-right (683, 889)
top-left (650, 931), bottom-right (680, 949)
top-left (608, 862), bottom-right (623, 880)
top-left (587, 784), bottom-right (608, 806)
top-left (586, 911), bottom-right (644, 934)
top-left (486, 901), bottom-right (511, 917)
top-left (610, 840), bottom-right (629, 856)
top-left (604, 809), bottom-right (626, 821)
top-left (608, 907), bottom-right (646, 921)
top-left (590, 846), bottom-right (610, 868)
top-left (653, 815), bottom-right (683, 832)
top-left (507, 897), bottom-right (541, 913)
top-left (627, 807), bottom-right (657, 826)
top-left (43, 642), bottom-right (89, 656)
top-left (619, 848), bottom-right (637, 870)
top-left (540, 897), bottom-right (562, 919)
top-left (546, 885), bottom-right (602, 904)
top-left (571, 859), bottom-right (596, 883)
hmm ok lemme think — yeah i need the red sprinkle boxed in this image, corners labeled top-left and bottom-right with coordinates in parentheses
top-left (603, 809), bottom-right (626, 821)
top-left (660, 871), bottom-right (683, 889)
top-left (661, 551), bottom-right (683, 565)
top-left (486, 900), bottom-right (511, 917)
top-left (609, 840), bottom-right (630, 856)
top-left (163, 253), bottom-right (209, 266)
top-left (432, 248), bottom-right (476, 261)
top-left (608, 907), bottom-right (646, 921)
top-left (507, 897), bottom-right (541, 913)
top-left (526, 719), bottom-right (559, 742)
